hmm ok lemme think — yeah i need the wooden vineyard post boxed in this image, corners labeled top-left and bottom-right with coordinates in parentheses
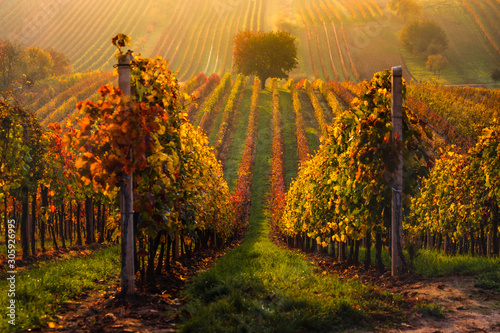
top-left (391, 66), bottom-right (405, 277)
top-left (118, 54), bottom-right (135, 295)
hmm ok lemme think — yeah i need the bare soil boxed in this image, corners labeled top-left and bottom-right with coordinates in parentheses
top-left (293, 244), bottom-right (500, 332)
top-left (31, 235), bottom-right (244, 333)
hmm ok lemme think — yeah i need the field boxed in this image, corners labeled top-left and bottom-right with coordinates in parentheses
top-left (1, 0), bottom-right (500, 332)
top-left (1, 0), bottom-right (499, 83)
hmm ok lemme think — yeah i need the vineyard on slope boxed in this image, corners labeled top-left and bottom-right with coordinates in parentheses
top-left (2, 57), bottom-right (500, 330)
top-left (2, 0), bottom-right (498, 83)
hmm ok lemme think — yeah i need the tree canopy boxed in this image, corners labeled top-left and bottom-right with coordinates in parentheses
top-left (388, 0), bottom-right (422, 21)
top-left (0, 39), bottom-right (72, 90)
top-left (232, 30), bottom-right (298, 89)
top-left (399, 19), bottom-right (448, 57)
top-left (426, 54), bottom-right (448, 77)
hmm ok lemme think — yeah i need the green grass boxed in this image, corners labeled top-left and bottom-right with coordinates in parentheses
top-left (0, 245), bottom-right (120, 332)
top-left (180, 89), bottom-right (404, 333)
top-left (412, 249), bottom-right (500, 291)
top-left (416, 301), bottom-right (446, 319)
top-left (403, 0), bottom-right (500, 84)
top-left (278, 88), bottom-right (299, 189)
top-left (223, 85), bottom-right (253, 191)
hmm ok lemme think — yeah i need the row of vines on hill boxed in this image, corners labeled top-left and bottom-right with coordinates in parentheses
top-left (297, 0), bottom-right (363, 82)
top-left (213, 73), bottom-right (246, 163)
top-left (269, 79), bottom-right (286, 225)
top-left (277, 71), bottom-right (445, 269)
top-left (1, 51), bottom-right (238, 290)
top-left (197, 72), bottom-right (231, 132)
top-left (232, 78), bottom-right (261, 224)
top-left (276, 72), bottom-right (500, 263)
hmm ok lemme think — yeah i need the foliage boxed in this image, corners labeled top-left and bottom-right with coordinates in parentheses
top-left (270, 79), bottom-right (286, 225)
top-left (0, 40), bottom-right (72, 90)
top-left (22, 47), bottom-right (54, 85)
top-left (388, 0), bottom-right (422, 21)
top-left (232, 77), bottom-right (261, 225)
top-left (0, 245), bottom-right (120, 332)
top-left (279, 70), bottom-right (431, 248)
top-left (232, 30), bottom-right (298, 89)
top-left (303, 79), bottom-right (328, 138)
top-left (407, 81), bottom-right (499, 141)
top-left (399, 19), bottom-right (448, 57)
top-left (0, 99), bottom-right (35, 194)
top-left (408, 119), bottom-right (500, 256)
top-left (408, 152), bottom-right (485, 243)
top-left (111, 33), bottom-right (132, 56)
top-left (46, 48), bottom-right (72, 76)
top-left (0, 39), bottom-right (23, 90)
top-left (181, 73), bottom-right (207, 96)
top-left (327, 80), bottom-right (355, 106)
top-left (426, 54), bottom-right (447, 76)
top-left (187, 73), bottom-right (220, 122)
top-left (198, 72), bottom-right (231, 130)
top-left (404, 95), bottom-right (473, 152)
top-left (181, 150), bottom-right (405, 332)
top-left (289, 80), bottom-right (311, 165)
top-left (213, 73), bottom-right (246, 154)
top-left (67, 51), bottom-right (234, 241)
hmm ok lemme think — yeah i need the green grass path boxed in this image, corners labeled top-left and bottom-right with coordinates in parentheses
top-left (180, 90), bottom-right (403, 333)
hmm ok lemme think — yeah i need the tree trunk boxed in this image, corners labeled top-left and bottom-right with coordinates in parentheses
top-left (487, 233), bottom-right (492, 259)
top-left (60, 202), bottom-right (66, 249)
top-left (311, 237), bottom-right (317, 254)
top-left (260, 76), bottom-right (268, 90)
top-left (165, 234), bottom-right (172, 271)
top-left (470, 231), bottom-right (475, 255)
top-left (99, 204), bottom-right (105, 243)
top-left (173, 229), bottom-right (179, 259)
top-left (50, 216), bottom-right (58, 251)
top-left (76, 201), bottom-right (82, 246)
top-left (68, 201), bottom-right (73, 246)
top-left (31, 191), bottom-right (36, 256)
top-left (444, 235), bottom-right (449, 255)
top-left (330, 240), bottom-right (336, 259)
top-left (480, 226), bottom-right (486, 256)
top-left (347, 238), bottom-right (354, 264)
top-left (146, 233), bottom-right (162, 291)
top-left (156, 232), bottom-right (166, 275)
top-left (21, 186), bottom-right (30, 259)
top-left (375, 232), bottom-right (384, 273)
top-left (85, 196), bottom-right (94, 244)
top-left (338, 240), bottom-right (346, 262)
top-left (426, 229), bottom-right (433, 250)
top-left (492, 204), bottom-right (499, 256)
top-left (364, 231), bottom-right (371, 269)
top-left (353, 239), bottom-right (360, 265)
top-left (40, 186), bottom-right (48, 252)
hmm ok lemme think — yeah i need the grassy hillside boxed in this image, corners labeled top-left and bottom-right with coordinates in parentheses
top-left (1, 0), bottom-right (499, 84)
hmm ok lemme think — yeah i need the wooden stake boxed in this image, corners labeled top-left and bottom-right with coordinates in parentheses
top-left (118, 54), bottom-right (135, 295)
top-left (391, 66), bottom-right (404, 276)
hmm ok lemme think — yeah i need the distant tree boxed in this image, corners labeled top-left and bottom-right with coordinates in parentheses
top-left (426, 54), bottom-right (448, 78)
top-left (492, 68), bottom-right (500, 85)
top-left (22, 47), bottom-right (54, 85)
top-left (0, 40), bottom-right (71, 91)
top-left (233, 30), bottom-right (298, 89)
top-left (0, 39), bottom-right (23, 90)
top-left (47, 48), bottom-right (72, 76)
top-left (399, 19), bottom-right (448, 57)
top-left (388, 0), bottom-right (422, 21)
